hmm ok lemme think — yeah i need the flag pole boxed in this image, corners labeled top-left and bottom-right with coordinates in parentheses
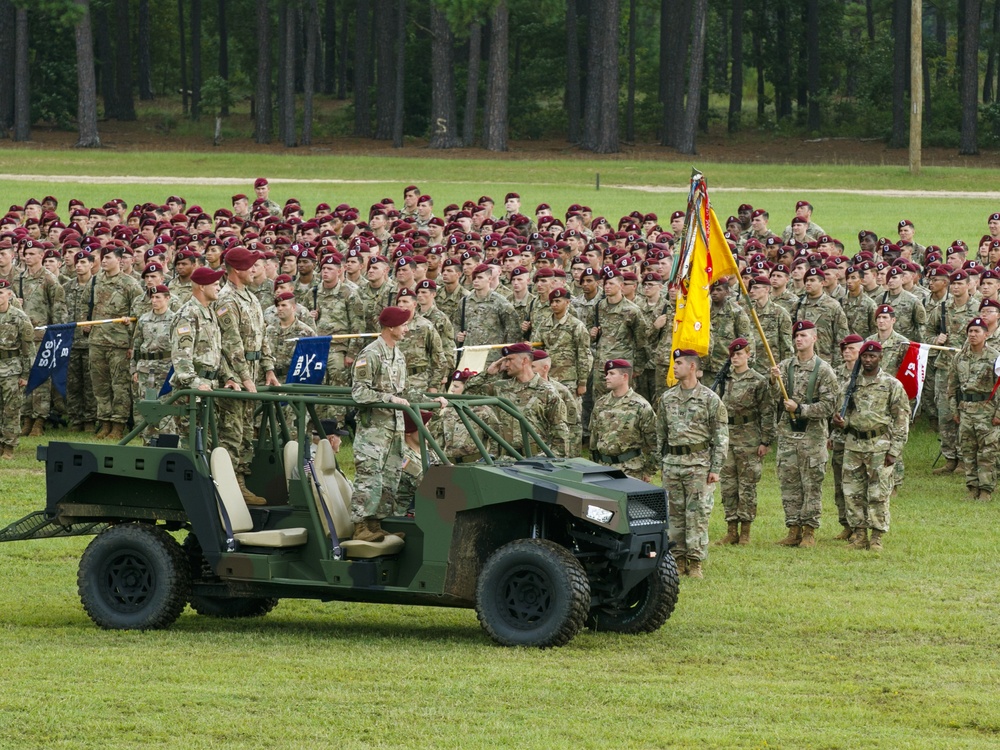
top-left (284, 333), bottom-right (378, 342)
top-left (34, 317), bottom-right (134, 331)
top-left (732, 259), bottom-right (792, 405)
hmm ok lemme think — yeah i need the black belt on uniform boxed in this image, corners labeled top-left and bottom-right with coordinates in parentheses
top-left (959, 393), bottom-right (988, 403)
top-left (846, 425), bottom-right (887, 440)
top-left (198, 369), bottom-right (219, 379)
top-left (0, 350), bottom-right (19, 360)
top-left (138, 351), bottom-right (169, 361)
top-left (664, 440), bottom-right (709, 456)
top-left (728, 414), bottom-right (754, 426)
top-left (599, 449), bottom-right (641, 464)
top-left (245, 350), bottom-right (262, 361)
top-left (408, 364), bottom-right (428, 374)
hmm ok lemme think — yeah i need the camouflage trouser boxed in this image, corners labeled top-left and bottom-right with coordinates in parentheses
top-left (320, 349), bottom-right (350, 422)
top-left (663, 460), bottom-right (714, 562)
top-left (922, 360), bottom-right (937, 420)
top-left (776, 435), bottom-right (827, 529)
top-left (634, 368), bottom-right (656, 406)
top-left (958, 409), bottom-right (998, 493)
top-left (350, 427), bottom-right (404, 522)
top-left (842, 447), bottom-right (892, 532)
top-left (935, 368), bottom-right (958, 460)
top-left (217, 394), bottom-right (256, 475)
top-left (581, 371), bottom-right (595, 437)
top-left (90, 345), bottom-right (132, 423)
top-left (831, 438), bottom-right (847, 527)
top-left (652, 364), bottom-right (671, 409)
top-left (395, 456), bottom-right (423, 514)
top-left (1, 375), bottom-right (23, 449)
top-left (65, 347), bottom-right (96, 425)
top-left (20, 378), bottom-right (49, 420)
top-left (133, 363), bottom-right (176, 441)
top-left (720, 443), bottom-right (763, 522)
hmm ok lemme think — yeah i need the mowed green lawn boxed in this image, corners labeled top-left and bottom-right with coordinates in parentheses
top-left (0, 158), bottom-right (999, 748)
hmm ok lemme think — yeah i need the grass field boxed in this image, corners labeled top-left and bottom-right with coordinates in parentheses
top-left (1, 157), bottom-right (999, 748)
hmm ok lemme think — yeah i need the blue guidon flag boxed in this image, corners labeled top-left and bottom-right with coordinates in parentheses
top-left (286, 336), bottom-right (331, 385)
top-left (26, 323), bottom-right (76, 397)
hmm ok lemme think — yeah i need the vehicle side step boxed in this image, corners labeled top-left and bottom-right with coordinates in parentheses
top-left (0, 511), bottom-right (110, 543)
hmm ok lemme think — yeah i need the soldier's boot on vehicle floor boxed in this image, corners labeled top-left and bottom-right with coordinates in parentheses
top-left (776, 525), bottom-right (802, 546)
top-left (714, 521), bottom-right (739, 546)
top-left (353, 518), bottom-right (385, 543)
top-left (236, 475), bottom-right (267, 506)
top-left (798, 526), bottom-right (816, 548)
top-left (686, 559), bottom-right (703, 579)
top-left (849, 528), bottom-right (869, 550)
top-left (932, 458), bottom-right (958, 475)
top-left (868, 530), bottom-right (883, 552)
top-left (1, 446), bottom-right (14, 460)
top-left (95, 421), bottom-right (113, 439)
top-left (833, 524), bottom-right (852, 541)
top-left (28, 418), bottom-right (44, 437)
top-left (738, 521), bottom-right (752, 545)
top-left (373, 517), bottom-right (404, 541)
top-left (19, 417), bottom-right (32, 437)
top-left (673, 555), bottom-right (688, 576)
top-left (108, 422), bottom-right (126, 441)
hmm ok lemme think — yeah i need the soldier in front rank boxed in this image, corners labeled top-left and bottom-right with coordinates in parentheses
top-left (214, 247), bottom-right (280, 505)
top-left (131, 262), bottom-right (182, 318)
top-left (535, 287), bottom-right (593, 399)
top-left (0, 280), bottom-right (35, 459)
top-left (832, 341), bottom-right (910, 553)
top-left (771, 320), bottom-right (839, 548)
top-left (90, 247), bottom-right (144, 441)
top-left (429, 368), bottom-right (500, 462)
top-left (17, 240), bottom-right (67, 437)
top-left (702, 279), bottom-right (754, 386)
top-left (744, 275), bottom-right (792, 377)
top-left (792, 267), bottom-right (849, 366)
top-left (455, 264), bottom-right (519, 364)
top-left (947, 317), bottom-right (1000, 501)
top-left (62, 251), bottom-right (97, 432)
top-left (531, 349), bottom-right (582, 457)
top-left (714, 338), bottom-right (776, 547)
top-left (266, 292), bottom-right (316, 383)
top-left (657, 348), bottom-right (729, 579)
top-left (842, 264), bottom-right (877, 339)
top-left (590, 359), bottom-right (657, 479)
top-left (395, 289), bottom-right (450, 392)
top-left (830, 334), bottom-right (864, 541)
top-left (590, 268), bottom-right (644, 401)
top-left (312, 253), bottom-right (365, 409)
top-left (129, 285), bottom-right (176, 441)
top-left (882, 265), bottom-right (926, 343)
top-left (465, 342), bottom-right (570, 458)
top-left (415, 279), bottom-right (456, 367)
top-left (928, 270), bottom-right (978, 476)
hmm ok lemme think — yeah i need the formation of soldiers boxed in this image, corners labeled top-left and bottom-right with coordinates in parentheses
top-left (1, 187), bottom-right (996, 571)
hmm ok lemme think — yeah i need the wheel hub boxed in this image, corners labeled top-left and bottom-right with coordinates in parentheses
top-left (499, 567), bottom-right (551, 626)
top-left (103, 552), bottom-right (154, 611)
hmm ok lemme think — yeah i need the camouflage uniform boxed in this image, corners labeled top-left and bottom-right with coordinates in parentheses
top-left (719, 368), bottom-right (776, 523)
top-left (62, 276), bottom-right (97, 427)
top-left (792, 293), bottom-right (849, 366)
top-left (168, 276), bottom-right (195, 306)
top-left (394, 442), bottom-right (423, 515)
top-left (359, 279), bottom-right (398, 332)
top-left (536, 311), bottom-right (593, 393)
top-left (18, 267), bottom-right (66, 422)
top-left (130, 308), bottom-right (177, 438)
top-left (865, 331), bottom-right (911, 383)
top-left (703, 297), bottom-right (754, 384)
top-left (925, 297), bottom-right (977, 462)
top-left (774, 354), bottom-right (839, 530)
top-left (436, 285), bottom-right (469, 331)
top-left (592, 297), bottom-right (644, 399)
top-left (429, 401), bottom-right (500, 462)
top-left (130, 292), bottom-right (181, 319)
top-left (89, 271), bottom-right (143, 426)
top-left (883, 289), bottom-right (926, 343)
top-left (843, 291), bottom-right (877, 339)
top-left (549, 377), bottom-right (583, 457)
top-left (266, 317), bottom-right (317, 381)
top-left (466, 371), bottom-right (570, 457)
top-left (590, 387), bottom-right (657, 478)
top-left (657, 382), bottom-right (729, 563)
top-left (247, 279), bottom-right (275, 310)
top-left (781, 220), bottom-right (825, 242)
top-left (772, 289), bottom-right (799, 318)
top-left (419, 305), bottom-right (456, 368)
top-left (215, 283), bottom-right (274, 475)
top-left (456, 292), bottom-right (519, 364)
top-left (841, 369), bottom-right (909, 533)
top-left (263, 300), bottom-right (313, 329)
top-left (399, 314), bottom-right (450, 392)
top-left (747, 300), bottom-right (792, 377)
top-left (947, 343), bottom-right (1000, 494)
top-left (649, 300), bottom-right (675, 405)
top-left (314, 282), bottom-right (366, 400)
top-left (830, 362), bottom-right (851, 530)
top-left (0, 304), bottom-right (34, 450)
top-left (571, 293), bottom-right (601, 330)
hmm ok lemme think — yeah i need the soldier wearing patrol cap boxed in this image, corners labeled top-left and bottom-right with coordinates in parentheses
top-left (589, 359), bottom-right (657, 479)
top-left (832, 340), bottom-right (910, 552)
top-left (0, 279), bottom-right (34, 459)
top-left (771, 320), bottom-right (839, 547)
top-left (657, 348), bottom-right (729, 578)
top-left (715, 338), bottom-right (776, 547)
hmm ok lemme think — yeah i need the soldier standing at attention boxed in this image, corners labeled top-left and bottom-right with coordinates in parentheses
top-left (253, 177), bottom-right (281, 217)
top-left (63, 250), bottom-right (97, 433)
top-left (313, 253), bottom-right (365, 409)
top-left (590, 359), bottom-right (657, 480)
top-left (395, 289), bottom-right (450, 393)
top-left (129, 285), bottom-right (176, 441)
top-left (265, 292), bottom-right (316, 383)
top-left (455, 264), bottom-right (518, 365)
top-left (530, 349), bottom-right (582, 457)
top-left (715, 338), bottom-right (775, 546)
top-left (831, 334), bottom-right (864, 541)
top-left (701, 278), bottom-right (754, 386)
top-left (657, 349), bottom-right (729, 579)
top-left (0, 280), bottom-right (35, 459)
top-left (792, 267), bottom-right (849, 367)
top-left (745, 274), bottom-right (793, 377)
top-left (590, 268), bottom-right (644, 401)
top-left (832, 341), bottom-right (910, 552)
top-left (771, 320), bottom-right (839, 548)
top-left (947, 317), bottom-right (1000, 501)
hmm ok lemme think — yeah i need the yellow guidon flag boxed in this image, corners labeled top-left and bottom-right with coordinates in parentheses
top-left (666, 175), bottom-right (739, 386)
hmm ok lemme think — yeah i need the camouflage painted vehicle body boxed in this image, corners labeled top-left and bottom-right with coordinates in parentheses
top-left (1, 385), bottom-right (678, 647)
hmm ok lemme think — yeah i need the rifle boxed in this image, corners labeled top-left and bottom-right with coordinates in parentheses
top-left (939, 300), bottom-right (947, 337)
top-left (839, 355), bottom-right (862, 421)
top-left (711, 358), bottom-right (732, 398)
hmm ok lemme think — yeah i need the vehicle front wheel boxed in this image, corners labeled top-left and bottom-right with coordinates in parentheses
top-left (78, 523), bottom-right (190, 630)
top-left (587, 553), bottom-right (679, 634)
top-left (475, 538), bottom-right (590, 648)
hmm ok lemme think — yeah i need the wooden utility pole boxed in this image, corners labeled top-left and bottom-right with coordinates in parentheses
top-left (910, 0), bottom-right (923, 174)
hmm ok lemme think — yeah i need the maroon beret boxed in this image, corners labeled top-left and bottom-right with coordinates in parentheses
top-left (840, 334), bottom-right (864, 349)
top-left (254, 178), bottom-right (268, 188)
top-left (860, 341), bottom-right (882, 354)
top-left (500, 342), bottom-right (533, 357)
top-left (876, 304), bottom-right (895, 316)
top-left (728, 338), bottom-right (749, 355)
top-left (148, 284), bottom-right (170, 296)
top-left (191, 267), bottom-right (225, 285)
top-left (549, 287), bottom-right (571, 301)
top-left (274, 291), bottom-right (296, 303)
top-left (472, 263), bottom-right (492, 277)
top-left (224, 246), bottom-right (257, 271)
top-left (604, 358), bottom-right (632, 372)
top-left (980, 298), bottom-right (1000, 311)
top-left (969, 317), bottom-right (988, 331)
top-left (416, 279), bottom-right (437, 291)
top-left (452, 368), bottom-right (477, 382)
top-left (531, 349), bottom-right (551, 362)
top-left (672, 349), bottom-right (699, 360)
top-left (792, 320), bottom-right (816, 333)
top-left (378, 306), bottom-right (410, 327)
top-left (950, 271), bottom-right (969, 282)
top-left (396, 288), bottom-right (416, 301)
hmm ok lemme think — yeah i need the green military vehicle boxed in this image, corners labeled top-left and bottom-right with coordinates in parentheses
top-left (0, 386), bottom-right (678, 648)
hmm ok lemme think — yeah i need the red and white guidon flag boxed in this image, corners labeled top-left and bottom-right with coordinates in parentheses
top-left (895, 342), bottom-right (929, 409)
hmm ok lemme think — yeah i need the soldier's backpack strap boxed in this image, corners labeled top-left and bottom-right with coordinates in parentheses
top-left (793, 293), bottom-right (805, 322)
top-left (87, 276), bottom-right (97, 320)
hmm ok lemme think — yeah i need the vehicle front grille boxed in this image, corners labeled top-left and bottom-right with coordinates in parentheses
top-left (626, 490), bottom-right (667, 525)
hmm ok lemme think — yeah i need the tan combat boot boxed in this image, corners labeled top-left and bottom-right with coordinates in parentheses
top-left (738, 521), bottom-right (751, 545)
top-left (353, 518), bottom-right (385, 543)
top-left (28, 418), bottom-right (44, 437)
top-left (373, 518), bottom-right (404, 541)
top-left (19, 417), bottom-right (32, 437)
top-left (979, 490), bottom-right (993, 502)
top-left (966, 486), bottom-right (979, 501)
top-left (833, 525), bottom-right (852, 541)
top-left (1, 446), bottom-right (13, 460)
top-left (868, 530), bottom-right (883, 552)
top-left (776, 525), bottom-right (802, 546)
top-left (798, 526), bottom-right (816, 548)
top-left (236, 475), bottom-right (268, 506)
top-left (932, 458), bottom-right (958, 475)
top-left (687, 559), bottom-right (704, 579)
top-left (673, 555), bottom-right (688, 576)
top-left (95, 421), bottom-right (112, 439)
top-left (848, 528), bottom-right (869, 550)
top-left (714, 520), bottom-right (739, 546)
top-left (108, 422), bottom-right (125, 440)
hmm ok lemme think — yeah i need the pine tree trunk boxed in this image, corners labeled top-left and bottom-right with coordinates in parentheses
top-left (889, 0), bottom-right (908, 147)
top-left (392, 0), bottom-right (405, 147)
top-left (482, 0), bottom-right (508, 151)
top-left (0, 0), bottom-right (15, 134)
top-left (337, 0), bottom-right (348, 98)
top-left (676, 0), bottom-right (707, 154)
top-left (354, 0), bottom-right (372, 136)
top-left (806, 0), bottom-right (820, 129)
top-left (582, 0), bottom-right (605, 149)
top-left (303, 0), bottom-right (319, 145)
top-left (218, 0), bottom-right (229, 114)
top-left (138, 0), bottom-right (153, 99)
top-left (566, 0), bottom-right (581, 143)
top-left (463, 21), bottom-right (481, 146)
top-left (178, 0), bottom-right (188, 115)
top-left (728, 0), bottom-right (743, 132)
top-left (324, 0), bottom-right (336, 95)
top-left (626, 0), bottom-right (636, 143)
top-left (115, 0), bottom-right (135, 120)
top-left (959, 0), bottom-right (982, 154)
top-left (96, 4), bottom-right (118, 118)
top-left (984, 0), bottom-right (1000, 103)
top-left (75, 0), bottom-right (102, 148)
top-left (593, 0), bottom-right (621, 153)
top-left (191, 0), bottom-right (202, 119)
top-left (13, 4), bottom-right (29, 141)
top-left (277, 2), bottom-right (287, 141)
top-left (429, 3), bottom-right (461, 148)
top-left (661, 0), bottom-right (692, 147)
top-left (282, 0), bottom-right (296, 146)
top-left (254, 0), bottom-right (272, 143)
top-left (374, 0), bottom-right (395, 140)
top-left (754, 2), bottom-right (765, 122)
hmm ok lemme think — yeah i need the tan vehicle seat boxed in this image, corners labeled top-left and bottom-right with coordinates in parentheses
top-left (210, 447), bottom-right (308, 548)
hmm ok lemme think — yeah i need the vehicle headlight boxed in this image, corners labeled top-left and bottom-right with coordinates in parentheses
top-left (586, 505), bottom-right (614, 524)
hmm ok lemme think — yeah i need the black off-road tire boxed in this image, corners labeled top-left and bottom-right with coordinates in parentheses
top-left (183, 534), bottom-right (279, 618)
top-left (475, 538), bottom-right (591, 648)
top-left (587, 553), bottom-right (679, 634)
top-left (78, 523), bottom-right (190, 630)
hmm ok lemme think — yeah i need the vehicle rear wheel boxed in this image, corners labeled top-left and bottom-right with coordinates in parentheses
top-left (475, 538), bottom-right (590, 648)
top-left (587, 553), bottom-right (679, 633)
top-left (78, 523), bottom-right (190, 630)
top-left (183, 534), bottom-right (279, 618)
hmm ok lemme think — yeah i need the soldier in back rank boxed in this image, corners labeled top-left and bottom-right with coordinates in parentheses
top-left (129, 285), bottom-right (176, 441)
top-left (590, 359), bottom-right (657, 480)
top-left (0, 279), bottom-right (35, 459)
top-left (792, 267), bottom-right (849, 367)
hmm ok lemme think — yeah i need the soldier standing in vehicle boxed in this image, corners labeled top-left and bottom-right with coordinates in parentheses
top-left (657, 348), bottom-right (729, 579)
top-left (0, 279), bottom-right (35, 459)
top-left (590, 359), bottom-right (657, 480)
